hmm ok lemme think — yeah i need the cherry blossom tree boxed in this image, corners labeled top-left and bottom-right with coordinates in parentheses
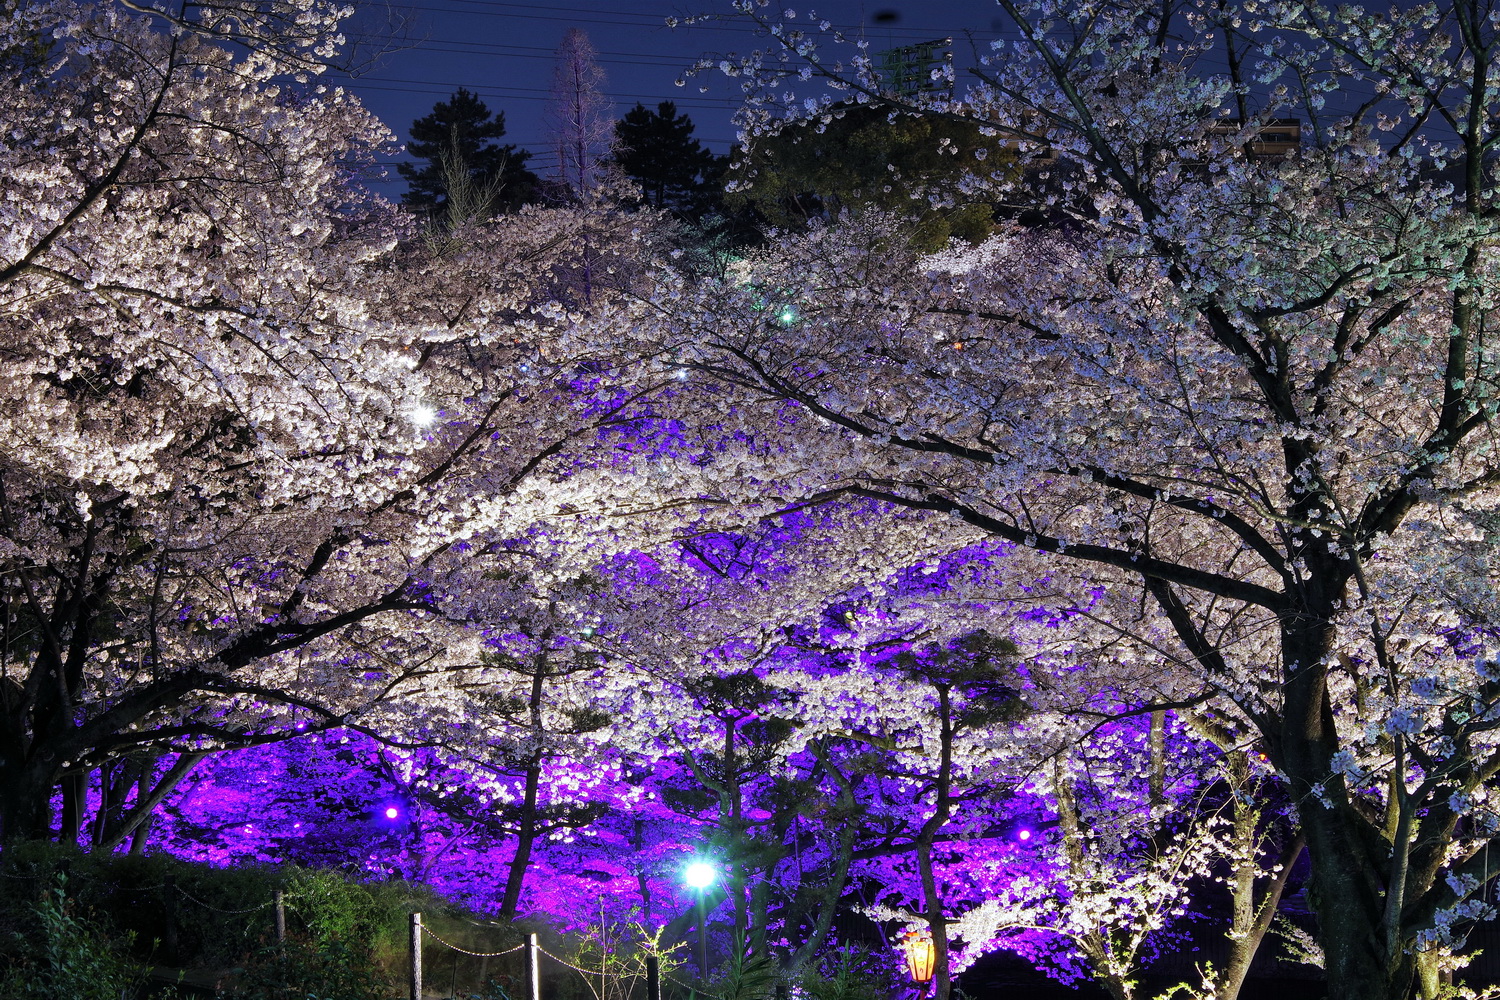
top-left (0, 0), bottom-right (679, 846)
top-left (34, 9), bottom-right (1500, 997)
top-left (598, 0), bottom-right (1500, 996)
top-left (988, 717), bottom-right (1229, 1000)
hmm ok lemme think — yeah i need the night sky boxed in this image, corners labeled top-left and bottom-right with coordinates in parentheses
top-left (330, 0), bottom-right (1010, 198)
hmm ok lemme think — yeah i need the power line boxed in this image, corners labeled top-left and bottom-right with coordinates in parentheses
top-left (351, 44), bottom-right (701, 70)
top-left (336, 1), bottom-right (1009, 167)
top-left (407, 0), bottom-right (996, 39)
top-left (389, 2), bottom-right (686, 30)
top-left (364, 38), bottom-right (695, 61)
top-left (340, 77), bottom-right (741, 113)
top-left (421, 0), bottom-right (671, 19)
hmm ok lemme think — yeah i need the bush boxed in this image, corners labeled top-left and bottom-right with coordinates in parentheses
top-left (0, 877), bottom-right (151, 1000)
top-left (798, 947), bottom-right (900, 1000)
top-left (0, 844), bottom-right (288, 968)
top-left (229, 934), bottom-right (390, 1000)
top-left (0, 845), bottom-right (465, 969)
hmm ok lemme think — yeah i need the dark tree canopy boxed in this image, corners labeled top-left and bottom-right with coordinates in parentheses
top-left (612, 101), bottom-right (725, 222)
top-left (727, 103), bottom-right (1014, 252)
top-left (399, 87), bottom-right (539, 221)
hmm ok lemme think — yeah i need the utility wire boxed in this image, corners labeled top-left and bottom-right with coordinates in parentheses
top-left (409, 0), bottom-right (994, 39)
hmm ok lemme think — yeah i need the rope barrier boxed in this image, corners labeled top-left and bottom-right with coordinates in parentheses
top-left (420, 925), bottom-right (526, 959)
top-left (663, 970), bottom-right (722, 999)
top-left (0, 868), bottom-right (167, 892)
top-left (534, 945), bottom-right (685, 987)
top-left (174, 886), bottom-right (273, 915)
top-left (537, 944), bottom-right (606, 976)
top-left (4, 868), bottom-right (713, 1000)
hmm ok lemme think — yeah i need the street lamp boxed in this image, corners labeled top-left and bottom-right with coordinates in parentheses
top-left (900, 929), bottom-right (936, 985)
top-left (684, 861), bottom-right (716, 980)
top-left (684, 861), bottom-right (716, 891)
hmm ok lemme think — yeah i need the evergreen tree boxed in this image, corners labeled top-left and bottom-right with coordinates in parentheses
top-left (727, 102), bottom-right (1014, 251)
top-left (613, 101), bottom-right (725, 221)
top-left (399, 87), bottom-right (538, 221)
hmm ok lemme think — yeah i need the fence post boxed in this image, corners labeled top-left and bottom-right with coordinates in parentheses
top-left (274, 890), bottom-right (286, 945)
top-left (526, 932), bottom-right (542, 1000)
top-left (409, 911), bottom-right (423, 1000)
top-left (163, 871), bottom-right (178, 964)
top-left (646, 955), bottom-right (661, 1000)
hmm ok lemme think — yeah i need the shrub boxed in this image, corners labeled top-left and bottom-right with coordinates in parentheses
top-left (229, 933), bottom-right (390, 1000)
top-left (0, 877), bottom-right (151, 1000)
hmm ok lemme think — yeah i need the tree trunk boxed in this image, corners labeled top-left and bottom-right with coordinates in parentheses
top-left (499, 653), bottom-right (550, 919)
top-left (915, 834), bottom-right (951, 1000)
top-left (58, 771), bottom-right (85, 845)
top-left (96, 751), bottom-right (204, 854)
top-left (498, 759), bottom-right (541, 918)
top-left (1414, 950), bottom-right (1446, 999)
top-left (0, 760), bottom-right (56, 842)
top-left (1278, 603), bottom-right (1415, 1000)
top-left (789, 741), bottom-right (860, 973)
top-left (1054, 756), bottom-right (1135, 1000)
top-left (1212, 753), bottom-right (1304, 1000)
top-left (917, 683), bottom-right (954, 1000)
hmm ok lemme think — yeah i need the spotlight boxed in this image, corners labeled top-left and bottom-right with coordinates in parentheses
top-left (684, 861), bottom-right (716, 889)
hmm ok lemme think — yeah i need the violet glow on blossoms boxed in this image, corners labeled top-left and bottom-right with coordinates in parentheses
top-left (133, 556), bottom-right (1246, 993)
top-left (41, 452), bottom-right (1288, 995)
top-left (20, 296), bottom-right (1291, 996)
top-left (676, 0), bottom-right (1500, 995)
top-left (16, 3), bottom-right (1500, 1000)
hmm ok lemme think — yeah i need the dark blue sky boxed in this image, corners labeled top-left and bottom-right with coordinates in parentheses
top-left (331, 0), bottom-right (1008, 197)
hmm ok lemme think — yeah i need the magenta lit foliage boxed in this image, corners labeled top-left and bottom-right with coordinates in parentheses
top-left (113, 507), bottom-right (1247, 987)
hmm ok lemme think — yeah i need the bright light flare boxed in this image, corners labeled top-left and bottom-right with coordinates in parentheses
top-left (384, 806), bottom-right (400, 820)
top-left (683, 860), bottom-right (716, 890)
top-left (411, 404), bottom-right (437, 428)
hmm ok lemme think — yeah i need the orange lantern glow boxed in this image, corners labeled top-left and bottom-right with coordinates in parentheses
top-left (900, 929), bottom-right (936, 984)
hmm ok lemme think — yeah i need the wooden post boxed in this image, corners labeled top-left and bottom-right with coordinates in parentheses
top-left (646, 955), bottom-right (661, 1000)
top-left (526, 932), bottom-right (542, 1000)
top-left (409, 911), bottom-right (423, 1000)
top-left (163, 872), bottom-right (178, 964)
top-left (274, 890), bottom-right (286, 945)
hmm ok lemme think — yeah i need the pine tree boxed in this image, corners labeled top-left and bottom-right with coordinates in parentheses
top-left (399, 87), bottom-right (538, 221)
top-left (613, 101), bottom-right (725, 222)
